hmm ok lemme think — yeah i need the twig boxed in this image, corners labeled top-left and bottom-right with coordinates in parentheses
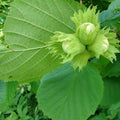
top-left (90, 0), bottom-right (93, 6)
top-left (80, 0), bottom-right (82, 4)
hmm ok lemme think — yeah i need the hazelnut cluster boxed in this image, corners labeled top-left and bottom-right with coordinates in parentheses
top-left (48, 7), bottom-right (119, 70)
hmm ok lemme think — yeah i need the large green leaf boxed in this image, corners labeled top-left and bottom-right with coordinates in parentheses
top-left (0, 80), bottom-right (18, 111)
top-left (37, 63), bottom-right (103, 120)
top-left (0, 0), bottom-right (84, 82)
top-left (101, 78), bottom-right (120, 106)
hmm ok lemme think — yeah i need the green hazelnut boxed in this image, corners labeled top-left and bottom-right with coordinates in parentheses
top-left (62, 35), bottom-right (85, 56)
top-left (76, 22), bottom-right (96, 45)
top-left (88, 34), bottom-right (109, 58)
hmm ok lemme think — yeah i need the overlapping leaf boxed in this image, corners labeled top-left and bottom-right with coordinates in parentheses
top-left (99, 0), bottom-right (120, 33)
top-left (99, 9), bottom-right (120, 31)
top-left (108, 0), bottom-right (120, 10)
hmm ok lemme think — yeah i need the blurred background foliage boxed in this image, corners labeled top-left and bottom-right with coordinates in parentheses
top-left (0, 0), bottom-right (13, 28)
top-left (0, 84), bottom-right (51, 120)
top-left (0, 0), bottom-right (13, 45)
